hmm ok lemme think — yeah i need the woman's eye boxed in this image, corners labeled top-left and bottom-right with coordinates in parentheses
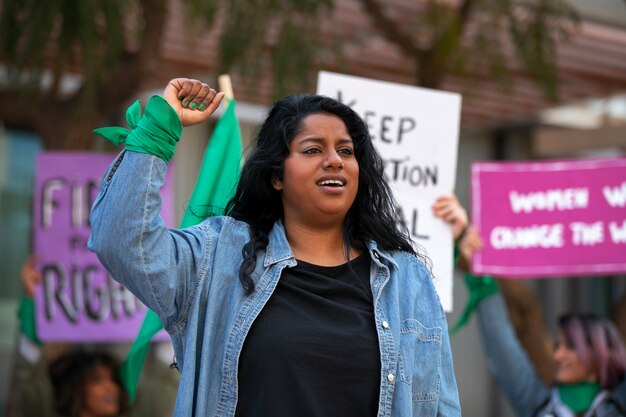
top-left (303, 148), bottom-right (321, 154)
top-left (338, 148), bottom-right (354, 155)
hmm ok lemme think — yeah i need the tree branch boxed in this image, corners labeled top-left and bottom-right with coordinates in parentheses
top-left (358, 0), bottom-right (423, 57)
top-left (455, 0), bottom-right (475, 36)
top-left (97, 0), bottom-right (167, 116)
top-left (359, 0), bottom-right (477, 88)
top-left (418, 0), bottom-right (476, 87)
top-left (0, 0), bottom-right (168, 149)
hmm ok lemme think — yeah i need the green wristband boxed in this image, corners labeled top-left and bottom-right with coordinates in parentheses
top-left (93, 96), bottom-right (182, 163)
top-left (464, 273), bottom-right (499, 295)
top-left (450, 274), bottom-right (499, 335)
top-left (17, 297), bottom-right (42, 346)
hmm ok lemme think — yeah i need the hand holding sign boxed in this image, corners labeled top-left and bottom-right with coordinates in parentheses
top-left (21, 255), bottom-right (41, 299)
top-left (432, 194), bottom-right (469, 241)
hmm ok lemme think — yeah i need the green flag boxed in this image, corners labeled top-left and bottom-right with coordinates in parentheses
top-left (119, 309), bottom-right (163, 403)
top-left (120, 100), bottom-right (242, 403)
top-left (180, 100), bottom-right (243, 227)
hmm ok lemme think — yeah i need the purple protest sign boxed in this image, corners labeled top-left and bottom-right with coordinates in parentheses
top-left (34, 152), bottom-right (174, 342)
top-left (471, 158), bottom-right (626, 278)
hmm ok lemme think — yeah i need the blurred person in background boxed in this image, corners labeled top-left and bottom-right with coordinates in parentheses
top-left (15, 255), bottom-right (128, 417)
top-left (14, 255), bottom-right (177, 417)
top-left (434, 196), bottom-right (626, 417)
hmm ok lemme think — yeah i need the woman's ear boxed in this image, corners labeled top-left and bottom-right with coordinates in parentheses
top-left (271, 173), bottom-right (283, 191)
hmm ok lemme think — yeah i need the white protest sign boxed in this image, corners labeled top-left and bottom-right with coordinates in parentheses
top-left (317, 71), bottom-right (461, 311)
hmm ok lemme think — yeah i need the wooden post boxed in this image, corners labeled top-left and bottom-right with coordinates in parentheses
top-left (218, 74), bottom-right (235, 102)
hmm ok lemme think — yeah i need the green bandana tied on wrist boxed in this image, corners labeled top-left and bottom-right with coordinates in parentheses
top-left (93, 95), bottom-right (182, 163)
top-left (449, 273), bottom-right (499, 335)
top-left (18, 297), bottom-right (42, 346)
top-left (558, 382), bottom-right (601, 413)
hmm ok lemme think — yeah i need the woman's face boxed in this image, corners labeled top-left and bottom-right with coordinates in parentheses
top-left (553, 330), bottom-right (597, 384)
top-left (81, 364), bottom-right (121, 417)
top-left (273, 113), bottom-right (359, 227)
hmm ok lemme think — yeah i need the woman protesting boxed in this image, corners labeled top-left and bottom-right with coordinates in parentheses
top-left (434, 195), bottom-right (626, 417)
top-left (88, 78), bottom-right (461, 416)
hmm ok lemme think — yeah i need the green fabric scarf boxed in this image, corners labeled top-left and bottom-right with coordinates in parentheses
top-left (449, 273), bottom-right (499, 335)
top-left (93, 95), bottom-right (182, 163)
top-left (558, 382), bottom-right (601, 413)
top-left (17, 297), bottom-right (42, 345)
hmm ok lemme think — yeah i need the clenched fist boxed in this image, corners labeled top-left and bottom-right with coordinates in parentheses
top-left (163, 78), bottom-right (225, 127)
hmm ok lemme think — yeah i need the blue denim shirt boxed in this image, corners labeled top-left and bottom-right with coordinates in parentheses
top-left (88, 151), bottom-right (461, 417)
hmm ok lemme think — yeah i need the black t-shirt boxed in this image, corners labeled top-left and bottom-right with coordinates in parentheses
top-left (235, 253), bottom-right (381, 417)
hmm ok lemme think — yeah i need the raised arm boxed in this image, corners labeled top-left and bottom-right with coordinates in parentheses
top-left (433, 194), bottom-right (553, 385)
top-left (456, 227), bottom-right (551, 417)
top-left (14, 255), bottom-right (56, 417)
top-left (475, 290), bottom-right (551, 417)
top-left (497, 279), bottom-right (553, 385)
top-left (88, 79), bottom-right (224, 330)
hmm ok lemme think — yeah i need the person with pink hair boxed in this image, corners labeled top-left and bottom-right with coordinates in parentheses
top-left (434, 195), bottom-right (626, 417)
top-left (472, 281), bottom-right (626, 416)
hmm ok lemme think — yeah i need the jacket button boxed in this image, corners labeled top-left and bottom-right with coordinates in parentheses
top-left (382, 320), bottom-right (389, 329)
top-left (387, 373), bottom-right (395, 382)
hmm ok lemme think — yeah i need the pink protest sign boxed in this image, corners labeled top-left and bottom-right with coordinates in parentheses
top-left (34, 152), bottom-right (174, 342)
top-left (471, 158), bottom-right (626, 278)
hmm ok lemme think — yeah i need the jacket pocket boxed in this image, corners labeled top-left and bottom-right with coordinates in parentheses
top-left (398, 318), bottom-right (442, 403)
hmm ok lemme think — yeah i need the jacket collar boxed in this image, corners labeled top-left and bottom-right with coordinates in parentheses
top-left (264, 219), bottom-right (296, 267)
top-left (264, 219), bottom-right (399, 270)
top-left (366, 240), bottom-right (399, 270)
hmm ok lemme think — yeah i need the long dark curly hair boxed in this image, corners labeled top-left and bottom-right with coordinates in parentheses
top-left (225, 94), bottom-right (418, 293)
top-left (48, 349), bottom-right (128, 417)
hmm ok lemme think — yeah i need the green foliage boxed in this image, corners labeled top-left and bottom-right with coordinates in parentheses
top-left (215, 0), bottom-right (332, 98)
top-left (184, 0), bottom-right (219, 24)
top-left (413, 0), bottom-right (579, 99)
top-left (0, 0), bottom-right (331, 105)
top-left (0, 0), bottom-right (129, 102)
top-left (270, 19), bottom-right (318, 98)
top-left (507, 0), bottom-right (579, 99)
top-left (0, 0), bottom-right (579, 110)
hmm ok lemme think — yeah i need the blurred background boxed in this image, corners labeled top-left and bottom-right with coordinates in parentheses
top-left (1, 0), bottom-right (625, 415)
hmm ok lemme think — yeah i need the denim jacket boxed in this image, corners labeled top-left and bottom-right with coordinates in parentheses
top-left (477, 293), bottom-right (626, 417)
top-left (88, 151), bottom-right (461, 417)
